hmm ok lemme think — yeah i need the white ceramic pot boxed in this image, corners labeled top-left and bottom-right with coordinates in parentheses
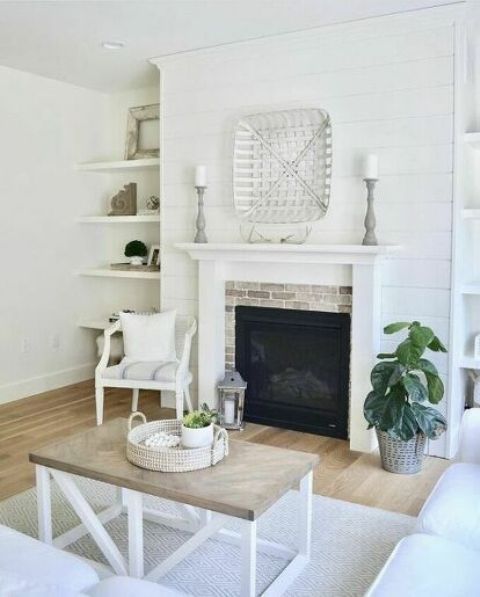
top-left (181, 423), bottom-right (214, 449)
top-left (129, 256), bottom-right (143, 266)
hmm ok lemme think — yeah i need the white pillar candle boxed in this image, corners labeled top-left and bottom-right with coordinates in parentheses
top-left (364, 154), bottom-right (379, 179)
top-left (224, 399), bottom-right (235, 425)
top-left (194, 165), bottom-right (207, 187)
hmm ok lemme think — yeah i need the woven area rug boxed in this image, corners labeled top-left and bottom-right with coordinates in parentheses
top-left (0, 477), bottom-right (414, 596)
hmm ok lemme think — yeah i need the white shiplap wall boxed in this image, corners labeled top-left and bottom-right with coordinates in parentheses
top-left (155, 5), bottom-right (463, 457)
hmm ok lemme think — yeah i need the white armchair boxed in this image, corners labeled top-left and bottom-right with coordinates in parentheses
top-left (95, 315), bottom-right (197, 425)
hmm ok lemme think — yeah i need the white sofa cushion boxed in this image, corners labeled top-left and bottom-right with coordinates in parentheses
top-left (120, 311), bottom-right (176, 362)
top-left (415, 462), bottom-right (480, 550)
top-left (0, 525), bottom-right (99, 592)
top-left (102, 359), bottom-right (177, 382)
top-left (86, 576), bottom-right (184, 596)
top-left (367, 533), bottom-right (480, 596)
top-left (0, 569), bottom-right (86, 596)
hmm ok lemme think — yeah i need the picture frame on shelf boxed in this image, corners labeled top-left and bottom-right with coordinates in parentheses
top-left (125, 104), bottom-right (160, 160)
top-left (147, 244), bottom-right (160, 267)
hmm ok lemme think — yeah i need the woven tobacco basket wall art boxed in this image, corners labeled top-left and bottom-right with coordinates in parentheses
top-left (233, 108), bottom-right (332, 243)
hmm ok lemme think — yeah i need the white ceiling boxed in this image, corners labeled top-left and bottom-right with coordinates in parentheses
top-left (0, 0), bottom-right (462, 93)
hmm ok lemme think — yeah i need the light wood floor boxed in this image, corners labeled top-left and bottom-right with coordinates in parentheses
top-left (0, 380), bottom-right (450, 516)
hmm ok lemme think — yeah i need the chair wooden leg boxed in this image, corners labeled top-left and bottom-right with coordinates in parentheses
top-left (175, 392), bottom-right (184, 420)
top-left (95, 387), bottom-right (104, 426)
top-left (184, 386), bottom-right (193, 412)
top-left (132, 389), bottom-right (139, 412)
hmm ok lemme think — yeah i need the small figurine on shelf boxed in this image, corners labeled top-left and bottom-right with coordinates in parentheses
top-left (137, 195), bottom-right (160, 216)
top-left (108, 183), bottom-right (137, 216)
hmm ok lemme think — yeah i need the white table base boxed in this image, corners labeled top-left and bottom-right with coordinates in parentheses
top-left (35, 464), bottom-right (312, 596)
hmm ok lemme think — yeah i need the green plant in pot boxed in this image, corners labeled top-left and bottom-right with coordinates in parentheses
top-left (181, 404), bottom-right (218, 449)
top-left (364, 321), bottom-right (447, 474)
top-left (124, 240), bottom-right (147, 266)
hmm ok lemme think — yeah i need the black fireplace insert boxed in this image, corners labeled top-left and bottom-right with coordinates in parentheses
top-left (235, 306), bottom-right (350, 438)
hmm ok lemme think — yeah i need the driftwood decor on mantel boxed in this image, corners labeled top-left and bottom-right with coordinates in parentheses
top-left (108, 183), bottom-right (137, 216)
top-left (124, 104), bottom-right (160, 160)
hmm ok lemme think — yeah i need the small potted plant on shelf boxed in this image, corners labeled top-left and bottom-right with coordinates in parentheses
top-left (181, 404), bottom-right (218, 449)
top-left (124, 240), bottom-right (147, 266)
top-left (364, 321), bottom-right (448, 474)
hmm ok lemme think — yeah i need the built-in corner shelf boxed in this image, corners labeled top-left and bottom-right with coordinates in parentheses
top-left (77, 267), bottom-right (160, 280)
top-left (465, 132), bottom-right (480, 149)
top-left (78, 215), bottom-right (160, 224)
top-left (461, 283), bottom-right (480, 295)
top-left (76, 158), bottom-right (160, 173)
top-left (462, 209), bottom-right (480, 219)
top-left (78, 318), bottom-right (113, 331)
top-left (459, 354), bottom-right (480, 370)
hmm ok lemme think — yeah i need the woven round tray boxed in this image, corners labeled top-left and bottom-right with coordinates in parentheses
top-left (126, 412), bottom-right (229, 473)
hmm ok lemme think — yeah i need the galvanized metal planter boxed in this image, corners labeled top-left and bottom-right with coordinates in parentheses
top-left (376, 429), bottom-right (426, 474)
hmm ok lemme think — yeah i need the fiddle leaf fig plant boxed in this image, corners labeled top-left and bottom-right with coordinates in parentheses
top-left (364, 321), bottom-right (447, 442)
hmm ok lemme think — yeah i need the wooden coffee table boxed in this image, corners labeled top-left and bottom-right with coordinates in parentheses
top-left (29, 418), bottom-right (318, 596)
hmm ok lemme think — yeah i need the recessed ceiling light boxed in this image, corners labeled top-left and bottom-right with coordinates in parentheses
top-left (101, 41), bottom-right (125, 50)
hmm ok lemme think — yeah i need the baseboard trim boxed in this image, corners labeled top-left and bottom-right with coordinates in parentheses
top-left (0, 363), bottom-right (96, 406)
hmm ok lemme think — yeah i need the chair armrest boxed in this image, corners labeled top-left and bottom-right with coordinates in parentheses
top-left (175, 319), bottom-right (197, 385)
top-left (95, 320), bottom-right (122, 381)
top-left (458, 408), bottom-right (480, 463)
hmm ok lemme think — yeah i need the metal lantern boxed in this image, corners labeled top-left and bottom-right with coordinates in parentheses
top-left (218, 371), bottom-right (247, 430)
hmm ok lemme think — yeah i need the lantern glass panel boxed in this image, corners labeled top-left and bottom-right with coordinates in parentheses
top-left (221, 392), bottom-right (238, 426)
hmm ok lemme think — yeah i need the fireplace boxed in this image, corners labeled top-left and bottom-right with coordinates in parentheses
top-left (235, 306), bottom-right (350, 438)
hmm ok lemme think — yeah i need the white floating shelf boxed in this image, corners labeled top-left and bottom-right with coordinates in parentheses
top-left (77, 267), bottom-right (160, 280)
top-left (78, 215), bottom-right (160, 224)
top-left (78, 319), bottom-right (114, 330)
top-left (76, 158), bottom-right (160, 172)
top-left (461, 283), bottom-right (480, 295)
top-left (465, 132), bottom-right (480, 149)
top-left (459, 355), bottom-right (480, 369)
top-left (462, 209), bottom-right (480, 219)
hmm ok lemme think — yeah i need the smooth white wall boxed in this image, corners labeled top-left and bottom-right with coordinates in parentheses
top-left (0, 65), bottom-right (111, 404)
top-left (156, 5), bottom-right (461, 456)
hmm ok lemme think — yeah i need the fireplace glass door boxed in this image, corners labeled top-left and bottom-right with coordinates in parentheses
top-left (235, 306), bottom-right (350, 438)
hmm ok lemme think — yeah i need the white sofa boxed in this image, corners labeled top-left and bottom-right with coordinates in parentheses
top-left (368, 408), bottom-right (480, 597)
top-left (0, 523), bottom-right (182, 596)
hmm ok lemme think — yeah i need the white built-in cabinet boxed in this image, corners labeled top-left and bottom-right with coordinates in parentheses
top-left (448, 16), bottom-right (480, 457)
top-left (75, 157), bottom-right (161, 331)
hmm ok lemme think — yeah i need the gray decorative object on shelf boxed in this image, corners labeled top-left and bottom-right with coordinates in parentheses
top-left (194, 186), bottom-right (208, 243)
top-left (362, 178), bottom-right (378, 246)
top-left (108, 183), bottom-right (137, 216)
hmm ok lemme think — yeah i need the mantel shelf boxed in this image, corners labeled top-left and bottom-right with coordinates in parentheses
top-left (175, 243), bottom-right (400, 265)
top-left (76, 158), bottom-right (160, 173)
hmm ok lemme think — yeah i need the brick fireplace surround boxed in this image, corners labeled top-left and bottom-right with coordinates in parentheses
top-left (225, 281), bottom-right (352, 370)
top-left (176, 242), bottom-right (398, 453)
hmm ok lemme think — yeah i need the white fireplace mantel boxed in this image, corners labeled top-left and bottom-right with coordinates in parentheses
top-left (176, 243), bottom-right (398, 264)
top-left (176, 242), bottom-right (400, 453)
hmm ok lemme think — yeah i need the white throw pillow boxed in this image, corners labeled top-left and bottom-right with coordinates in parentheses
top-left (120, 311), bottom-right (177, 362)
